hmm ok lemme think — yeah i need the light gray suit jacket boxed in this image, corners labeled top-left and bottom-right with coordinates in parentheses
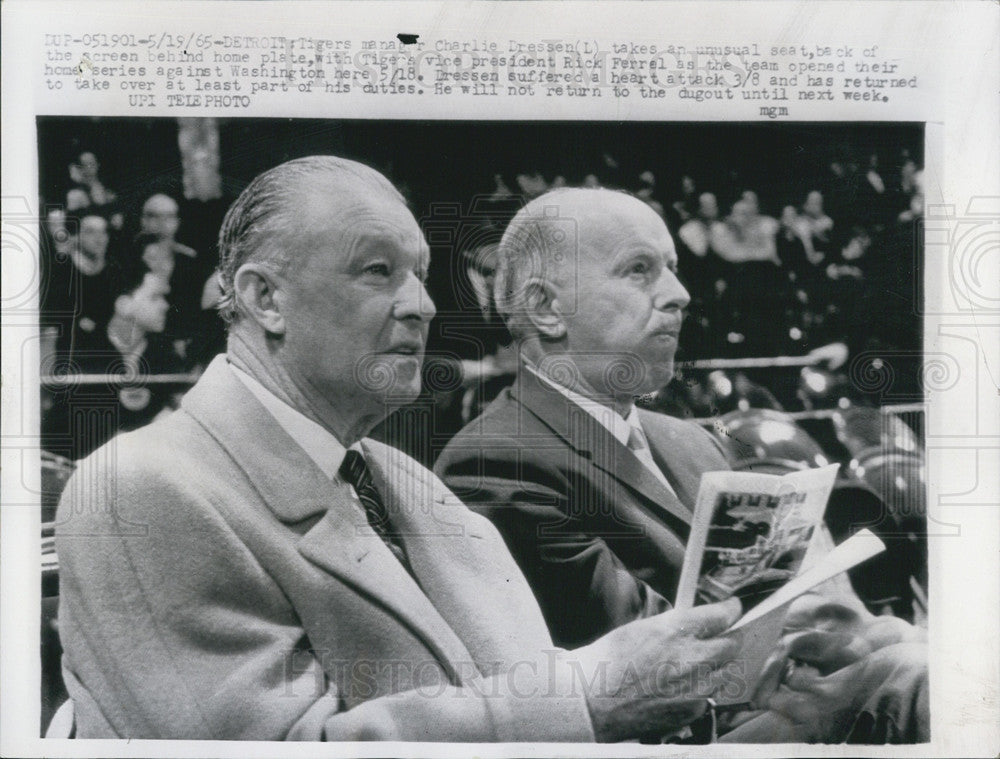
top-left (55, 356), bottom-right (594, 741)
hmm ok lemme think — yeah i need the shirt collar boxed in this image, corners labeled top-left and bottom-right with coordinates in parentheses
top-left (524, 361), bottom-right (634, 447)
top-left (229, 362), bottom-right (357, 481)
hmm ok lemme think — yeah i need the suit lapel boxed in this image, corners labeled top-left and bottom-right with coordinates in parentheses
top-left (181, 357), bottom-right (476, 678)
top-left (363, 440), bottom-right (556, 665)
top-left (511, 369), bottom-right (693, 528)
top-left (640, 408), bottom-right (705, 509)
top-left (295, 504), bottom-right (477, 679)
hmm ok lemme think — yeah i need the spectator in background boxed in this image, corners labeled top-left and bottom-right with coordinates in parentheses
top-left (636, 170), bottom-right (666, 219)
top-left (66, 150), bottom-right (123, 230)
top-left (710, 195), bottom-right (784, 354)
top-left (669, 174), bottom-right (697, 228)
top-left (776, 204), bottom-right (821, 337)
top-left (899, 157), bottom-right (920, 200)
top-left (515, 172), bottom-right (549, 199)
top-left (676, 193), bottom-right (728, 327)
top-left (44, 213), bottom-right (116, 353)
top-left (711, 194), bottom-right (780, 265)
top-left (822, 157), bottom-right (860, 232)
top-left (797, 190), bottom-right (835, 259)
top-left (678, 192), bottom-right (723, 259)
top-left (138, 194), bottom-right (195, 279)
top-left (488, 173), bottom-right (514, 201)
top-left (858, 152), bottom-right (891, 232)
top-left (43, 265), bottom-right (187, 460)
top-left (777, 204), bottom-right (814, 270)
top-left (137, 194), bottom-right (218, 359)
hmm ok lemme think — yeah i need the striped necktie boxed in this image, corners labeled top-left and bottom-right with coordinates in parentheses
top-left (339, 450), bottom-right (414, 575)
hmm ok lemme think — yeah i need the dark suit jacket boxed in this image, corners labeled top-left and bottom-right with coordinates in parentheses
top-left (55, 356), bottom-right (594, 741)
top-left (435, 369), bottom-right (730, 647)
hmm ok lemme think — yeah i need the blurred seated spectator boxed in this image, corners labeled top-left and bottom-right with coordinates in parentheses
top-left (669, 174), bottom-right (697, 227)
top-left (828, 226), bottom-right (873, 281)
top-left (897, 192), bottom-right (924, 225)
top-left (138, 194), bottom-right (196, 280)
top-left (796, 190), bottom-right (834, 258)
top-left (488, 173), bottom-right (514, 201)
top-left (66, 150), bottom-right (123, 230)
top-left (677, 192), bottom-right (729, 316)
top-left (43, 266), bottom-right (189, 461)
top-left (899, 158), bottom-right (920, 199)
top-left (635, 170), bottom-right (666, 219)
top-left (710, 194), bottom-right (780, 265)
top-left (43, 213), bottom-right (116, 353)
top-left (777, 204), bottom-right (818, 272)
top-left (857, 152), bottom-right (894, 232)
top-left (709, 194), bottom-right (786, 354)
top-left (515, 172), bottom-right (549, 199)
top-left (136, 193), bottom-right (220, 360)
top-left (678, 192), bottom-right (724, 258)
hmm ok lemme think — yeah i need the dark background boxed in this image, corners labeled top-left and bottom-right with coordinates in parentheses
top-left (37, 117), bottom-right (923, 351)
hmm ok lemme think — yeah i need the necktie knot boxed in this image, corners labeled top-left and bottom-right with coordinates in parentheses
top-left (339, 450), bottom-right (415, 575)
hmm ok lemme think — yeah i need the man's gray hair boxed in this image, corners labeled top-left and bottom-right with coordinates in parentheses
top-left (495, 186), bottom-right (637, 339)
top-left (493, 188), bottom-right (581, 339)
top-left (216, 155), bottom-right (403, 324)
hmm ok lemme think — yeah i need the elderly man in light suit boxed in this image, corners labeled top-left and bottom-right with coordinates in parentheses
top-left (55, 156), bottom-right (743, 742)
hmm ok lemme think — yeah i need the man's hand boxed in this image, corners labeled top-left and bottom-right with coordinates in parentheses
top-left (732, 592), bottom-right (927, 742)
top-left (574, 598), bottom-right (742, 742)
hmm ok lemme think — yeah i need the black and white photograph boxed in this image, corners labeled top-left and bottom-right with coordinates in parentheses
top-left (3, 2), bottom-right (998, 758)
top-left (36, 115), bottom-right (930, 744)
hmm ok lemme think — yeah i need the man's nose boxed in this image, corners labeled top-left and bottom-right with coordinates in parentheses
top-left (394, 271), bottom-right (437, 321)
top-left (653, 269), bottom-right (690, 312)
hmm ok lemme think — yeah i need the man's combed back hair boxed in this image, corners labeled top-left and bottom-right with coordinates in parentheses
top-left (495, 187), bottom-right (637, 338)
top-left (494, 188), bottom-right (577, 338)
top-left (216, 155), bottom-right (404, 324)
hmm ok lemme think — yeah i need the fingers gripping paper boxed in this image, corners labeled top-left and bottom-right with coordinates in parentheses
top-left (674, 465), bottom-right (885, 704)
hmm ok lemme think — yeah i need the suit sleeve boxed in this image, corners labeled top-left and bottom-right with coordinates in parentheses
top-left (56, 447), bottom-right (594, 742)
top-left (436, 439), bottom-right (669, 648)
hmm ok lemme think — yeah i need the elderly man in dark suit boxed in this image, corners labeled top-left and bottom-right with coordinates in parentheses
top-left (55, 157), bottom-right (744, 742)
top-left (436, 187), bottom-right (728, 648)
top-left (435, 188), bottom-right (928, 743)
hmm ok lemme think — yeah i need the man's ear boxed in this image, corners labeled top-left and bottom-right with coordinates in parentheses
top-left (522, 277), bottom-right (567, 341)
top-left (233, 264), bottom-right (285, 335)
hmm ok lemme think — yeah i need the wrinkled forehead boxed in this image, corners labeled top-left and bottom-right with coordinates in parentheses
top-left (295, 186), bottom-right (429, 264)
top-left (565, 193), bottom-right (675, 265)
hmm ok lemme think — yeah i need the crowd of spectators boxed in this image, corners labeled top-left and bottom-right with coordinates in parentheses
top-left (39, 149), bottom-right (226, 459)
top-left (37, 132), bottom-right (925, 461)
top-left (454, 146), bottom-right (926, 422)
top-left (478, 147), bottom-right (924, 362)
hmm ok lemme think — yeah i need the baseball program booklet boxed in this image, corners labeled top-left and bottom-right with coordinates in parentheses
top-left (675, 464), bottom-right (886, 704)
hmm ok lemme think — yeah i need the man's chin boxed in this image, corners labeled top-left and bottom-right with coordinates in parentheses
top-left (642, 362), bottom-right (675, 395)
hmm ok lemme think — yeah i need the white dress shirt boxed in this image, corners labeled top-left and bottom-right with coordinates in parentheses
top-left (230, 362), bottom-right (359, 483)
